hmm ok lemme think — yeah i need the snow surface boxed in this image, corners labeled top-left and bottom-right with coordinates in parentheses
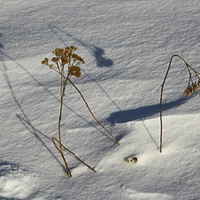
top-left (1, 0), bottom-right (200, 199)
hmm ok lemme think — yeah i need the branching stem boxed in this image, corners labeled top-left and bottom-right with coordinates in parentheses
top-left (52, 137), bottom-right (96, 173)
top-left (42, 47), bottom-right (119, 178)
top-left (52, 67), bottom-right (119, 145)
top-left (52, 136), bottom-right (72, 177)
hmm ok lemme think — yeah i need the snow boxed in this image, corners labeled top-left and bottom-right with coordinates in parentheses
top-left (1, 0), bottom-right (200, 199)
top-left (0, 162), bottom-right (37, 199)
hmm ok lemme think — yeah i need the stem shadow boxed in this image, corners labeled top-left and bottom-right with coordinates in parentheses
top-left (0, 50), bottom-right (105, 129)
top-left (107, 97), bottom-right (193, 149)
top-left (0, 52), bottom-right (65, 170)
top-left (0, 33), bottom-right (4, 49)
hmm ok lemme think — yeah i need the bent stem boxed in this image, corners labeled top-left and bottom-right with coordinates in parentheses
top-left (67, 78), bottom-right (120, 145)
top-left (52, 137), bottom-right (96, 173)
top-left (159, 54), bottom-right (193, 153)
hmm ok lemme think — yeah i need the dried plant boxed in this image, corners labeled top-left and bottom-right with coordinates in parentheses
top-left (159, 54), bottom-right (200, 153)
top-left (41, 46), bottom-right (119, 177)
top-left (124, 156), bottom-right (138, 163)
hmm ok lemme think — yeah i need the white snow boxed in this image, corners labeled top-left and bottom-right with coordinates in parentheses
top-left (0, 163), bottom-right (37, 199)
top-left (1, 0), bottom-right (200, 199)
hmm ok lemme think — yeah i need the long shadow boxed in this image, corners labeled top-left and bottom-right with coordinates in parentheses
top-left (0, 33), bottom-right (3, 49)
top-left (107, 97), bottom-right (194, 149)
top-left (0, 51), bottom-right (114, 143)
top-left (0, 51), bottom-right (102, 127)
top-left (48, 25), bottom-right (159, 149)
top-left (48, 24), bottom-right (113, 68)
top-left (107, 97), bottom-right (191, 125)
top-left (141, 120), bottom-right (159, 149)
top-left (0, 52), bottom-right (65, 170)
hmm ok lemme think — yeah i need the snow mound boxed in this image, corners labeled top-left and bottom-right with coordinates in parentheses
top-left (0, 161), bottom-right (37, 199)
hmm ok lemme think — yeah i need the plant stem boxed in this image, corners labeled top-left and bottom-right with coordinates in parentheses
top-left (58, 75), bottom-right (64, 150)
top-left (52, 137), bottom-right (96, 173)
top-left (57, 66), bottom-right (72, 177)
top-left (159, 54), bottom-right (193, 153)
top-left (52, 137), bottom-right (72, 177)
top-left (53, 68), bottom-right (119, 145)
top-left (67, 78), bottom-right (120, 145)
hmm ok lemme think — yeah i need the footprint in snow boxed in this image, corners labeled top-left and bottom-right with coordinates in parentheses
top-left (0, 161), bottom-right (37, 199)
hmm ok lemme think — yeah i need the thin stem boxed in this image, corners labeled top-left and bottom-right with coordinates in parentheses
top-left (58, 76), bottom-right (64, 149)
top-left (57, 64), bottom-right (72, 177)
top-left (52, 137), bottom-right (96, 173)
top-left (58, 65), bottom-right (66, 150)
top-left (52, 137), bottom-right (72, 177)
top-left (68, 78), bottom-right (120, 145)
top-left (159, 56), bottom-right (174, 153)
top-left (159, 54), bottom-right (192, 153)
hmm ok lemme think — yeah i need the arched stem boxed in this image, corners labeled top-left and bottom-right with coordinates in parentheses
top-left (159, 54), bottom-right (193, 153)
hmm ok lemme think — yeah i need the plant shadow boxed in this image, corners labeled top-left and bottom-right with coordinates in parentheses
top-left (0, 51), bottom-right (66, 171)
top-left (0, 33), bottom-right (4, 49)
top-left (92, 45), bottom-right (113, 67)
top-left (48, 24), bottom-right (121, 109)
top-left (48, 24), bottom-right (113, 67)
top-left (0, 49), bottom-right (115, 150)
top-left (107, 97), bottom-right (194, 149)
top-left (107, 97), bottom-right (191, 125)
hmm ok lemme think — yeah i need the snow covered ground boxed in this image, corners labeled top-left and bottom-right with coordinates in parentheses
top-left (0, 0), bottom-right (200, 199)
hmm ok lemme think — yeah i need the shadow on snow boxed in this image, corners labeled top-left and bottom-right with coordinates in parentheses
top-left (48, 24), bottom-right (113, 68)
top-left (107, 97), bottom-right (191, 125)
top-left (0, 33), bottom-right (4, 49)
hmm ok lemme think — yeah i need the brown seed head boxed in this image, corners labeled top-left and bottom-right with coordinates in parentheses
top-left (72, 54), bottom-right (85, 64)
top-left (51, 57), bottom-right (60, 63)
top-left (41, 58), bottom-right (49, 65)
top-left (68, 66), bottom-right (82, 78)
top-left (61, 56), bottom-right (70, 64)
top-left (52, 48), bottom-right (65, 56)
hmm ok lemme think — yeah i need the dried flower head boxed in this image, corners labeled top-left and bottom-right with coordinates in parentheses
top-left (183, 83), bottom-right (200, 96)
top-left (51, 57), bottom-right (60, 63)
top-left (52, 48), bottom-right (65, 57)
top-left (41, 58), bottom-right (49, 65)
top-left (72, 54), bottom-right (85, 64)
top-left (68, 46), bottom-right (78, 51)
top-left (183, 72), bottom-right (200, 96)
top-left (61, 56), bottom-right (70, 65)
top-left (41, 46), bottom-right (85, 78)
top-left (68, 66), bottom-right (82, 78)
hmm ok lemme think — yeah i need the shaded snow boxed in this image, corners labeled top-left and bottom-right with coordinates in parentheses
top-left (0, 162), bottom-right (37, 199)
top-left (1, 0), bottom-right (200, 199)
